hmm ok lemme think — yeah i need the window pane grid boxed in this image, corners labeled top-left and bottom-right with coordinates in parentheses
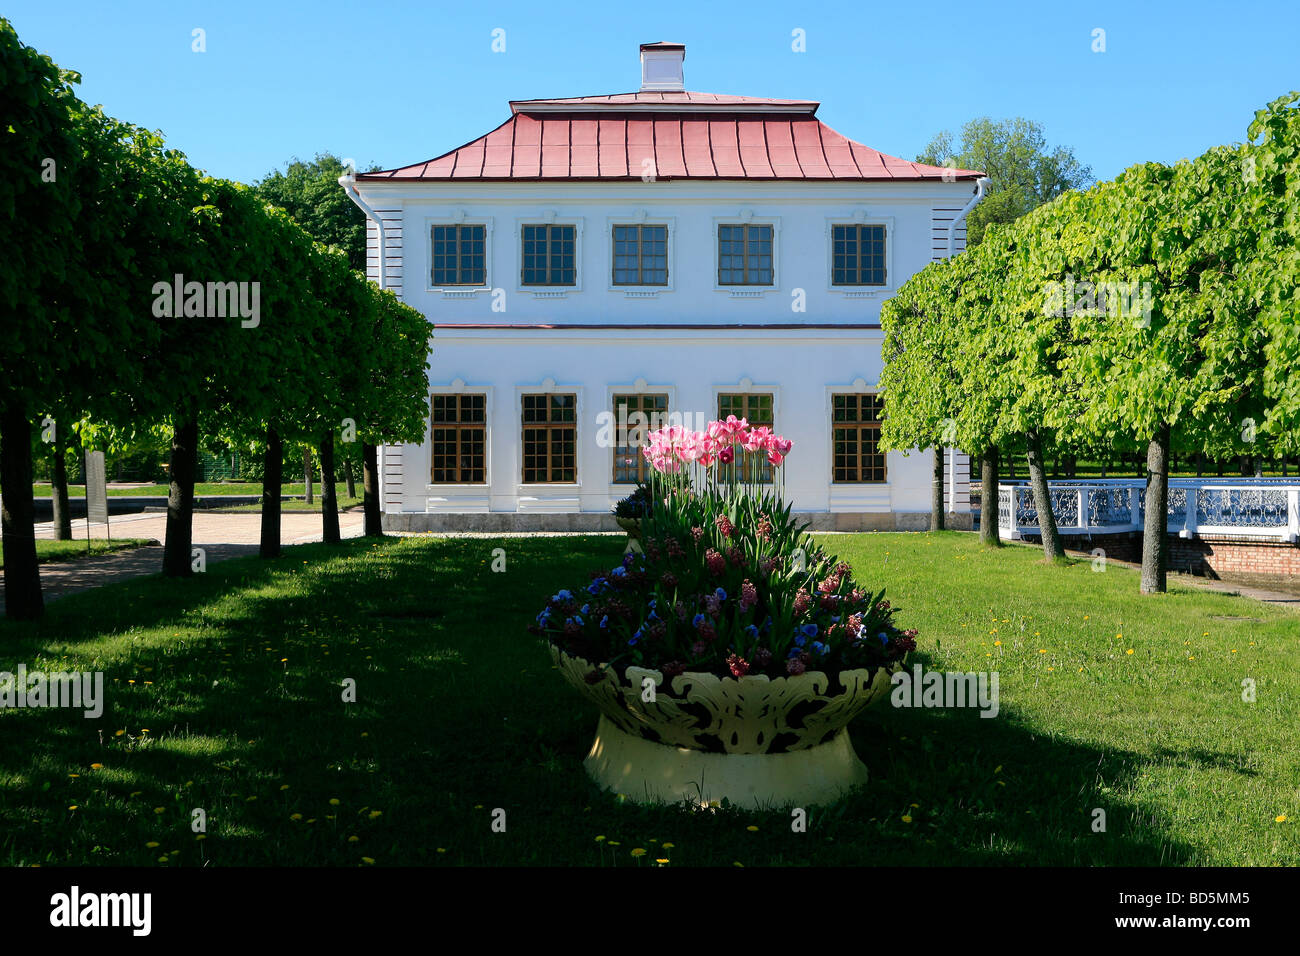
top-left (522, 225), bottom-right (576, 286)
top-left (430, 393), bottom-right (486, 483)
top-left (612, 393), bottom-right (669, 482)
top-left (831, 393), bottom-right (886, 482)
top-left (612, 225), bottom-right (668, 286)
top-left (522, 393), bottom-right (577, 482)
top-left (718, 224), bottom-right (774, 286)
top-left (832, 224), bottom-right (886, 286)
top-left (432, 225), bottom-right (486, 286)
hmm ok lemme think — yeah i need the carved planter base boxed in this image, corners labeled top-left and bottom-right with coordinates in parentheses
top-left (585, 715), bottom-right (870, 809)
top-left (551, 646), bottom-right (901, 809)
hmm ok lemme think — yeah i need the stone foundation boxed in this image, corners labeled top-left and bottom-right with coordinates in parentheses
top-left (382, 510), bottom-right (971, 534)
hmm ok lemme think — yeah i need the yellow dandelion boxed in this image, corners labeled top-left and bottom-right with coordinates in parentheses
top-left (662, 842), bottom-right (675, 849)
top-left (361, 856), bottom-right (375, 865)
top-left (994, 640), bottom-right (1002, 647)
top-left (290, 813), bottom-right (303, 821)
top-left (1126, 649), bottom-right (1134, 655)
top-left (146, 841), bottom-right (160, 848)
top-left (733, 861), bottom-right (744, 867)
top-left (656, 858), bottom-right (670, 864)
top-left (1276, 815), bottom-right (1288, 823)
top-left (114, 730), bottom-right (125, 737)
top-left (368, 810), bottom-right (382, 820)
top-left (279, 784), bottom-right (290, 791)
top-left (195, 835), bottom-right (206, 841)
top-left (68, 773), bottom-right (79, 779)
top-left (901, 815), bottom-right (913, 823)
top-left (631, 847), bottom-right (647, 857)
top-left (329, 798), bottom-right (340, 806)
top-left (608, 841), bottom-right (621, 847)
top-left (68, 805), bottom-right (79, 811)
top-left (347, 835), bottom-right (359, 843)
top-left (153, 807), bottom-right (165, 814)
top-left (595, 835), bottom-right (606, 843)
top-left (246, 796), bottom-right (257, 802)
top-left (746, 825), bottom-right (759, 832)
top-left (1038, 649), bottom-right (1046, 654)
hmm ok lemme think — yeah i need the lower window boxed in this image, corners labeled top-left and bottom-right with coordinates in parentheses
top-left (832, 393), bottom-right (886, 482)
top-left (430, 394), bottom-right (486, 483)
top-left (522, 393), bottom-right (577, 483)
top-left (718, 392), bottom-right (774, 483)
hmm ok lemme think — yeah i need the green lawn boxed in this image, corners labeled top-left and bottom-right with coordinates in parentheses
top-left (0, 531), bottom-right (1296, 867)
top-left (31, 482), bottom-right (354, 498)
top-left (211, 496), bottom-right (364, 513)
top-left (0, 538), bottom-right (154, 569)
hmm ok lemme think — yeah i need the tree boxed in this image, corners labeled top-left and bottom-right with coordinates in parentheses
top-left (254, 154), bottom-right (373, 270)
top-left (918, 117), bottom-right (1093, 246)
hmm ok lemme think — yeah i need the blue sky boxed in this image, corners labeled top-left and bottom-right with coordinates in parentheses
top-left (7, 0), bottom-right (1299, 185)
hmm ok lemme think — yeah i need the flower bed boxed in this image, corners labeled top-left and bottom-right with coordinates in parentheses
top-left (532, 416), bottom-right (916, 805)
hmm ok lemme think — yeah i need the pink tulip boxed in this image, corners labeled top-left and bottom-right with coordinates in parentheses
top-left (718, 446), bottom-right (735, 464)
top-left (772, 436), bottom-right (793, 456)
top-left (766, 450), bottom-right (785, 467)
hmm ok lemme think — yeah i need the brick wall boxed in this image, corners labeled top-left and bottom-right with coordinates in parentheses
top-left (1021, 530), bottom-right (1300, 581)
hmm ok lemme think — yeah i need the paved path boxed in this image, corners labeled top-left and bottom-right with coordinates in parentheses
top-left (2, 512), bottom-right (364, 612)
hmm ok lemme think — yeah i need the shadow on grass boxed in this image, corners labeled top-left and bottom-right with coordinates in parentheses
top-left (0, 535), bottom-right (1196, 866)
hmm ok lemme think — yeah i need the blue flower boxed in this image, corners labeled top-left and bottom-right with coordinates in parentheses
top-left (600, 616), bottom-right (609, 629)
top-left (587, 581), bottom-right (604, 595)
top-left (629, 629), bottom-right (642, 646)
top-left (793, 635), bottom-right (807, 648)
top-left (693, 613), bottom-right (706, 628)
top-left (744, 625), bottom-right (760, 641)
top-left (569, 615), bottom-right (584, 627)
top-left (610, 566), bottom-right (628, 579)
top-left (581, 604), bottom-right (590, 615)
top-left (648, 598), bottom-right (657, 609)
top-left (811, 641), bottom-right (829, 657)
top-left (877, 631), bottom-right (890, 646)
top-left (787, 647), bottom-right (803, 658)
top-left (801, 623), bottom-right (819, 639)
top-left (714, 588), bottom-right (728, 602)
top-left (536, 609), bottom-right (551, 625)
top-left (648, 608), bottom-right (659, 621)
top-left (555, 589), bottom-right (573, 601)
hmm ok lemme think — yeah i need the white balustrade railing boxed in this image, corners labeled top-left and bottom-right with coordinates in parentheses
top-left (995, 478), bottom-right (1300, 543)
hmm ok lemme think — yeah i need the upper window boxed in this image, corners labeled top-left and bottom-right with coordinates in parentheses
top-left (718, 224), bottom-right (773, 286)
top-left (612, 225), bottom-right (668, 286)
top-left (430, 394), bottom-right (486, 483)
top-left (832, 393), bottom-right (886, 483)
top-left (612, 393), bottom-right (669, 483)
top-left (718, 393), bottom-right (774, 483)
top-left (521, 393), bottom-right (577, 483)
top-left (521, 224), bottom-right (576, 286)
top-left (832, 224), bottom-right (886, 286)
top-left (431, 224), bottom-right (486, 286)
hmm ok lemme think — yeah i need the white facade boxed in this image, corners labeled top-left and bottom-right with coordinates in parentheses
top-left (349, 49), bottom-right (978, 531)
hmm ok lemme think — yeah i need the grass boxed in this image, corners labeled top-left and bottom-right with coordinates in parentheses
top-left (0, 538), bottom-right (155, 569)
top-left (30, 482), bottom-right (354, 498)
top-left (0, 531), bottom-right (1297, 867)
top-left (211, 496), bottom-right (364, 514)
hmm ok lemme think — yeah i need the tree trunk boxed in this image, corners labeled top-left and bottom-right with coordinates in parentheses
top-left (979, 445), bottom-right (1000, 547)
top-left (303, 446), bottom-right (314, 505)
top-left (930, 445), bottom-right (945, 531)
top-left (362, 442), bottom-right (382, 537)
top-left (1026, 429), bottom-right (1065, 560)
top-left (321, 431), bottom-right (340, 545)
top-left (344, 457), bottom-right (356, 500)
top-left (259, 425), bottom-right (283, 559)
top-left (50, 438), bottom-right (72, 540)
top-left (1, 401), bottom-right (44, 620)
top-left (1140, 424), bottom-right (1171, 595)
top-left (162, 418), bottom-right (199, 578)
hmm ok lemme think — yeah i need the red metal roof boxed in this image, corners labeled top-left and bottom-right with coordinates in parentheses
top-left (358, 97), bottom-right (983, 183)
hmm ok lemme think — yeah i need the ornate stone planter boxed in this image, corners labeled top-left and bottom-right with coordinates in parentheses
top-left (614, 516), bottom-right (641, 539)
top-left (551, 646), bottom-right (902, 809)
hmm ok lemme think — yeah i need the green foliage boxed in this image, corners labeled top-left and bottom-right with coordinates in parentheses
top-left (253, 153), bottom-right (376, 270)
top-left (917, 116), bottom-right (1094, 246)
top-left (887, 93), bottom-right (1300, 468)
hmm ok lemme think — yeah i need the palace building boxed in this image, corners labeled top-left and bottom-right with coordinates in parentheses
top-left (342, 42), bottom-right (988, 531)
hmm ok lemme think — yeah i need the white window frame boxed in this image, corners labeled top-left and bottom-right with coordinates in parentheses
top-left (712, 213), bottom-right (782, 295)
top-left (516, 214), bottom-right (585, 295)
top-left (424, 213), bottom-right (494, 296)
top-left (425, 380), bottom-right (492, 491)
top-left (515, 379), bottom-right (584, 489)
top-left (825, 215), bottom-right (896, 296)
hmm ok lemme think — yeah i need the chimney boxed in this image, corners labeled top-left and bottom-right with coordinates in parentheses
top-left (640, 41), bottom-right (685, 92)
